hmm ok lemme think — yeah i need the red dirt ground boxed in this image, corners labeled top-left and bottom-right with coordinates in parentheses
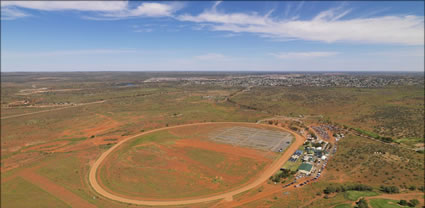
top-left (98, 137), bottom-right (273, 200)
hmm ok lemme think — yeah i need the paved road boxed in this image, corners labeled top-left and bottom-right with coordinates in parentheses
top-left (88, 122), bottom-right (306, 206)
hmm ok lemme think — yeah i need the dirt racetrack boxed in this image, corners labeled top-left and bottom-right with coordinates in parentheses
top-left (89, 122), bottom-right (305, 206)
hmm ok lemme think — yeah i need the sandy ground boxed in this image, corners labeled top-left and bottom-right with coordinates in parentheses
top-left (88, 122), bottom-right (306, 206)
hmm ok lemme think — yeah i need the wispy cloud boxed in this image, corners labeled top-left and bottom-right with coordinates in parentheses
top-left (271, 51), bottom-right (339, 59)
top-left (134, 28), bottom-right (153, 33)
top-left (195, 53), bottom-right (226, 60)
top-left (96, 2), bottom-right (183, 19)
top-left (178, 4), bottom-right (424, 45)
top-left (1, 7), bottom-right (29, 20)
top-left (1, 1), bottom-right (183, 20)
top-left (1, 1), bottom-right (128, 12)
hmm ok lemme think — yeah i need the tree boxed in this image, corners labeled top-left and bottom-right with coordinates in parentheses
top-left (408, 199), bottom-right (419, 207)
top-left (390, 186), bottom-right (400, 193)
top-left (324, 186), bottom-right (336, 194)
top-left (409, 185), bottom-right (416, 191)
top-left (380, 137), bottom-right (393, 143)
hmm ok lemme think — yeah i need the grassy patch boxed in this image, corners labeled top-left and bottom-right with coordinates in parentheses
top-left (281, 158), bottom-right (302, 172)
top-left (334, 204), bottom-right (352, 208)
top-left (369, 198), bottom-right (409, 208)
top-left (1, 177), bottom-right (71, 208)
top-left (185, 147), bottom-right (226, 169)
top-left (344, 190), bottom-right (378, 201)
top-left (395, 137), bottom-right (424, 147)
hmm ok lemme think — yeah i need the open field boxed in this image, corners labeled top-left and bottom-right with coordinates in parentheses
top-left (98, 123), bottom-right (289, 199)
top-left (1, 176), bottom-right (71, 208)
top-left (1, 72), bottom-right (424, 208)
top-left (230, 86), bottom-right (424, 140)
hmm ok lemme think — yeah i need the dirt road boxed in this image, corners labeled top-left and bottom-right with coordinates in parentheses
top-left (89, 122), bottom-right (305, 206)
top-left (1, 100), bottom-right (105, 120)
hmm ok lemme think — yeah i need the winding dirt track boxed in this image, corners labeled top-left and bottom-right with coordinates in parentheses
top-left (89, 122), bottom-right (305, 206)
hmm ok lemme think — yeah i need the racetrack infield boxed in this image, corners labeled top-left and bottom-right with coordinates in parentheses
top-left (90, 122), bottom-right (304, 206)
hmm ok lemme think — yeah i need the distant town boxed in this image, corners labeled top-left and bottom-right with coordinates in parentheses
top-left (144, 72), bottom-right (424, 88)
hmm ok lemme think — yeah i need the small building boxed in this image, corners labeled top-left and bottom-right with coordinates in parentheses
top-left (298, 163), bottom-right (313, 175)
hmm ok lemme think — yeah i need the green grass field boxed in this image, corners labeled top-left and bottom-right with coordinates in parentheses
top-left (369, 198), bottom-right (409, 208)
top-left (281, 158), bottom-right (302, 172)
top-left (344, 191), bottom-right (378, 201)
top-left (1, 177), bottom-right (71, 208)
top-left (334, 204), bottom-right (352, 208)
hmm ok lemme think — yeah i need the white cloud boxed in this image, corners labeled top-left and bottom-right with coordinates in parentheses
top-left (178, 6), bottom-right (424, 45)
top-left (1, 1), bottom-right (128, 11)
top-left (178, 11), bottom-right (270, 25)
top-left (271, 51), bottom-right (339, 59)
top-left (195, 53), bottom-right (225, 60)
top-left (1, 1), bottom-right (182, 20)
top-left (1, 7), bottom-right (29, 20)
top-left (134, 28), bottom-right (153, 33)
top-left (100, 2), bottom-right (182, 19)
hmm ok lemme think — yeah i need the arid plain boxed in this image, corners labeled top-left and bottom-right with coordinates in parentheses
top-left (1, 72), bottom-right (424, 208)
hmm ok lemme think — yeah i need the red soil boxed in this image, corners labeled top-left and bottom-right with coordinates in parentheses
top-left (99, 138), bottom-right (272, 200)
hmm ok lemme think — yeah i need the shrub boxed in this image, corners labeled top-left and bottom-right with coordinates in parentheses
top-left (408, 199), bottom-right (419, 207)
top-left (379, 185), bottom-right (400, 194)
top-left (324, 184), bottom-right (372, 194)
top-left (356, 198), bottom-right (369, 208)
top-left (399, 200), bottom-right (408, 206)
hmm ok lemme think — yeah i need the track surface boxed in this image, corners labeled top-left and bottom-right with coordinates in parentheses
top-left (89, 122), bottom-right (305, 206)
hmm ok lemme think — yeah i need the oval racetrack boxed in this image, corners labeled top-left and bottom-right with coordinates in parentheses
top-left (89, 122), bottom-right (305, 206)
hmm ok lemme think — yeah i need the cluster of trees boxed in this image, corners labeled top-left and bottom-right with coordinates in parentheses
top-left (352, 128), bottom-right (394, 143)
top-left (270, 169), bottom-right (296, 183)
top-left (399, 199), bottom-right (419, 207)
top-left (353, 128), bottom-right (394, 143)
top-left (379, 185), bottom-right (400, 194)
top-left (323, 184), bottom-right (373, 194)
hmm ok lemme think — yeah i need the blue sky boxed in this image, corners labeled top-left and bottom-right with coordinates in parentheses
top-left (1, 1), bottom-right (424, 71)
